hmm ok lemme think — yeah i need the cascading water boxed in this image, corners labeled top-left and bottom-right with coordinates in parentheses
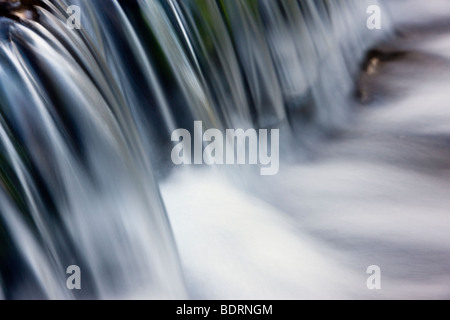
top-left (0, 0), bottom-right (391, 299)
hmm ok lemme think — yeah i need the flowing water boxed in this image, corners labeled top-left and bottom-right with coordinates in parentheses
top-left (1, 0), bottom-right (449, 299)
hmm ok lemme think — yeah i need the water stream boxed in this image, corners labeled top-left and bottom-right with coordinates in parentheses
top-left (2, 0), bottom-right (447, 300)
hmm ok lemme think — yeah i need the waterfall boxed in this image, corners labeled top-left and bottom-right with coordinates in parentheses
top-left (0, 0), bottom-right (388, 299)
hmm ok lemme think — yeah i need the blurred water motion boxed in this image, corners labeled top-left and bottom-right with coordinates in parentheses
top-left (0, 0), bottom-right (449, 299)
